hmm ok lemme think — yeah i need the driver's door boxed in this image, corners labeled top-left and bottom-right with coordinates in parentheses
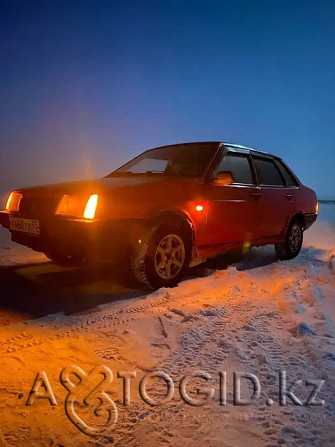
top-left (202, 151), bottom-right (262, 247)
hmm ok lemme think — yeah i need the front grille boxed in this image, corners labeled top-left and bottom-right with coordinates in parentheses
top-left (19, 195), bottom-right (60, 218)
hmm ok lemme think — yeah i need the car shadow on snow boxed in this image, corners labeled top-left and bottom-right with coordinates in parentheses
top-left (0, 247), bottom-right (280, 322)
top-left (189, 246), bottom-right (279, 278)
top-left (0, 261), bottom-right (144, 321)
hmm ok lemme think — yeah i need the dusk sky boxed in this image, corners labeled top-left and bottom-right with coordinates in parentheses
top-left (0, 0), bottom-right (334, 198)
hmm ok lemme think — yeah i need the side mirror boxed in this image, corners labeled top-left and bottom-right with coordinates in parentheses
top-left (211, 171), bottom-right (234, 186)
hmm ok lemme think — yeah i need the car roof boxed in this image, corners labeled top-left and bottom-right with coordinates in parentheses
top-left (149, 141), bottom-right (280, 160)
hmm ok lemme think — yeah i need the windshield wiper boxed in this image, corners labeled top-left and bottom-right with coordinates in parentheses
top-left (105, 171), bottom-right (136, 177)
top-left (144, 170), bottom-right (165, 175)
top-left (106, 170), bottom-right (166, 178)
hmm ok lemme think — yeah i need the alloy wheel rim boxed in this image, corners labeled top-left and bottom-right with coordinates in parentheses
top-left (288, 224), bottom-right (302, 253)
top-left (154, 234), bottom-right (185, 280)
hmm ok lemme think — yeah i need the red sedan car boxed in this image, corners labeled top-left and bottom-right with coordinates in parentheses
top-left (0, 142), bottom-right (318, 288)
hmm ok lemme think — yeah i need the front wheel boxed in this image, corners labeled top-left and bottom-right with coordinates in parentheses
top-left (131, 223), bottom-right (190, 289)
top-left (274, 220), bottom-right (303, 260)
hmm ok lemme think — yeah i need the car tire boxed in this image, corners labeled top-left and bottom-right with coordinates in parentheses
top-left (44, 252), bottom-right (83, 266)
top-left (131, 222), bottom-right (191, 290)
top-left (274, 219), bottom-right (304, 260)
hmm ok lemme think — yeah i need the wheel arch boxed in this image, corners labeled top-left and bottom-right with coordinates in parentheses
top-left (147, 210), bottom-right (195, 250)
top-left (281, 212), bottom-right (306, 242)
top-left (130, 210), bottom-right (195, 289)
top-left (290, 212), bottom-right (306, 230)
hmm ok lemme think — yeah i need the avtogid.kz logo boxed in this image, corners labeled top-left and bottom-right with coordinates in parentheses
top-left (25, 365), bottom-right (325, 437)
top-left (61, 365), bottom-right (118, 436)
top-left (26, 365), bottom-right (118, 436)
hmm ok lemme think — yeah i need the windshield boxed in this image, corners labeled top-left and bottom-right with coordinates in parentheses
top-left (107, 143), bottom-right (220, 178)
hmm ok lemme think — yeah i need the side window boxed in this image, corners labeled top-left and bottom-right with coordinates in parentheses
top-left (253, 157), bottom-right (285, 186)
top-left (212, 153), bottom-right (255, 185)
top-left (274, 160), bottom-right (298, 187)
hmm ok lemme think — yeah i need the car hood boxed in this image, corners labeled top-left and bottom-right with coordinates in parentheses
top-left (16, 175), bottom-right (199, 196)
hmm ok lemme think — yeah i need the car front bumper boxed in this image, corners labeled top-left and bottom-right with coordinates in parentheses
top-left (0, 211), bottom-right (143, 262)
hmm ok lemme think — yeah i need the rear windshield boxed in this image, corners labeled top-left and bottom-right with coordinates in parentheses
top-left (108, 143), bottom-right (220, 178)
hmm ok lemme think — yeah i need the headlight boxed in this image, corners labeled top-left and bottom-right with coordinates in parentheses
top-left (83, 194), bottom-right (98, 219)
top-left (315, 201), bottom-right (319, 214)
top-left (5, 192), bottom-right (22, 212)
top-left (56, 193), bottom-right (99, 220)
top-left (56, 195), bottom-right (84, 217)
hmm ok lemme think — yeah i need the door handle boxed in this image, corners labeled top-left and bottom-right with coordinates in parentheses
top-left (249, 192), bottom-right (262, 200)
top-left (285, 194), bottom-right (294, 200)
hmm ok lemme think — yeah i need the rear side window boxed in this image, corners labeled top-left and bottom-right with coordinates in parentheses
top-left (253, 157), bottom-right (284, 186)
top-left (274, 160), bottom-right (298, 187)
top-left (212, 153), bottom-right (255, 185)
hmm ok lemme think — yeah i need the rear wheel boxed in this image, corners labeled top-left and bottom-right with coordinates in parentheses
top-left (131, 223), bottom-right (190, 289)
top-left (274, 220), bottom-right (303, 260)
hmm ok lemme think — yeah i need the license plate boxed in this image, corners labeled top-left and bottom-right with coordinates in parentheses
top-left (9, 217), bottom-right (40, 236)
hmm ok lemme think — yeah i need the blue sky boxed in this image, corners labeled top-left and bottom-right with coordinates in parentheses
top-left (0, 0), bottom-right (334, 198)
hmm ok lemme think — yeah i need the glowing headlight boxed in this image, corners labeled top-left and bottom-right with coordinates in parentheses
top-left (56, 195), bottom-right (83, 217)
top-left (83, 194), bottom-right (98, 219)
top-left (5, 192), bottom-right (22, 212)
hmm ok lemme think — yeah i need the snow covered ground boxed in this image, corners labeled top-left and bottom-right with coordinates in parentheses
top-left (0, 204), bottom-right (334, 446)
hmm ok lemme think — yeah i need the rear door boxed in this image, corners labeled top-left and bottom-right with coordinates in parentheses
top-left (251, 154), bottom-right (297, 237)
top-left (202, 149), bottom-right (263, 247)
